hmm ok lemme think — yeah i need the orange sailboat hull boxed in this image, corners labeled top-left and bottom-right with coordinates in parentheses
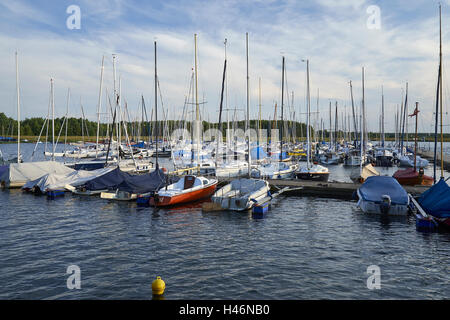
top-left (393, 168), bottom-right (433, 186)
top-left (150, 183), bottom-right (217, 207)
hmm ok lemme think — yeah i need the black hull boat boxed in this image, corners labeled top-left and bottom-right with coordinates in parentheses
top-left (295, 172), bottom-right (329, 182)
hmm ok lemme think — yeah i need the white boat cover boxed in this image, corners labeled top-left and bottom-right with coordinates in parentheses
top-left (212, 178), bottom-right (270, 211)
top-left (0, 161), bottom-right (74, 188)
top-left (22, 167), bottom-right (114, 192)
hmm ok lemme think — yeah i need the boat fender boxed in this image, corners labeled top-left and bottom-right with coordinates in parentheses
top-left (380, 195), bottom-right (391, 214)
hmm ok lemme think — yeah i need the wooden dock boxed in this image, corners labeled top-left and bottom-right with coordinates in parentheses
top-left (217, 178), bottom-right (429, 200)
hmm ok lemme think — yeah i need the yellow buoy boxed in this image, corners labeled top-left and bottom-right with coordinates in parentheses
top-left (152, 276), bottom-right (165, 295)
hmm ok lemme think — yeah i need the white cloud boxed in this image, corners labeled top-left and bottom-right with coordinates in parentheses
top-left (0, 0), bottom-right (449, 134)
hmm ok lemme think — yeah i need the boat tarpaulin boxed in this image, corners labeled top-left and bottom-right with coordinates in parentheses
top-left (22, 167), bottom-right (114, 192)
top-left (81, 167), bottom-right (130, 191)
top-left (116, 168), bottom-right (172, 194)
top-left (81, 166), bottom-right (173, 193)
top-left (0, 165), bottom-right (7, 178)
top-left (0, 161), bottom-right (74, 187)
top-left (418, 178), bottom-right (450, 218)
top-left (358, 176), bottom-right (408, 205)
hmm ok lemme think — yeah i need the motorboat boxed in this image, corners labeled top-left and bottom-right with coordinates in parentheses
top-left (357, 176), bottom-right (410, 215)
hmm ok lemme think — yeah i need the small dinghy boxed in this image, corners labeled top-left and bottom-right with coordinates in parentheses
top-left (210, 178), bottom-right (270, 211)
top-left (296, 164), bottom-right (329, 182)
top-left (149, 175), bottom-right (217, 207)
top-left (357, 176), bottom-right (410, 215)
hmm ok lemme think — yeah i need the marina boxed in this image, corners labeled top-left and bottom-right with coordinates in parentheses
top-left (1, 0), bottom-right (450, 303)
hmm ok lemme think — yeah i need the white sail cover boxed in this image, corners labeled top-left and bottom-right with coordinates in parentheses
top-left (22, 167), bottom-right (114, 192)
top-left (0, 161), bottom-right (74, 188)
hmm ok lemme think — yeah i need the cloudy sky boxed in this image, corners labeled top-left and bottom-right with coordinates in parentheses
top-left (0, 0), bottom-right (449, 133)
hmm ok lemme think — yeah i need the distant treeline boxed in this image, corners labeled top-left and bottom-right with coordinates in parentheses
top-left (0, 112), bottom-right (448, 141)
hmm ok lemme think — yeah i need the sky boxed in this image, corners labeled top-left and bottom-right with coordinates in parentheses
top-left (0, 0), bottom-right (449, 133)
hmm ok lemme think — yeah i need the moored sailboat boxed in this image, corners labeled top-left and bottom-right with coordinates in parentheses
top-left (296, 59), bottom-right (329, 182)
top-left (393, 103), bottom-right (433, 186)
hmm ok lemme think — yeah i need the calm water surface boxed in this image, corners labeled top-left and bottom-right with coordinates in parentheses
top-left (0, 143), bottom-right (449, 299)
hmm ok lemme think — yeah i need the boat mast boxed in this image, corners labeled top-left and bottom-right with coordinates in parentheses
top-left (216, 44), bottom-right (227, 168)
top-left (194, 34), bottom-right (200, 169)
top-left (329, 101), bottom-right (332, 147)
top-left (413, 102), bottom-right (419, 172)
top-left (154, 41), bottom-right (159, 167)
top-left (361, 67), bottom-right (365, 170)
top-left (381, 86), bottom-right (385, 148)
top-left (246, 32), bottom-right (251, 177)
top-left (439, 4), bottom-right (444, 179)
top-left (362, 67), bottom-right (366, 158)
top-left (258, 77), bottom-right (262, 160)
top-left (96, 55), bottom-right (104, 158)
top-left (306, 59), bottom-right (311, 170)
top-left (15, 51), bottom-right (21, 163)
top-left (335, 101), bottom-right (338, 152)
top-left (280, 56), bottom-right (285, 162)
top-left (51, 78), bottom-right (55, 161)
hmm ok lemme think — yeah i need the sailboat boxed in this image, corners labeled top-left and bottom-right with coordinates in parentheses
top-left (251, 56), bottom-right (298, 179)
top-left (393, 103), bottom-right (433, 186)
top-left (296, 59), bottom-right (329, 181)
top-left (208, 33), bottom-right (270, 211)
top-left (150, 36), bottom-right (218, 206)
top-left (350, 68), bottom-right (379, 183)
top-left (213, 38), bottom-right (249, 178)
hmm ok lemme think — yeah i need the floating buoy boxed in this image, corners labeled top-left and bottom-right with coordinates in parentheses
top-left (152, 276), bottom-right (165, 296)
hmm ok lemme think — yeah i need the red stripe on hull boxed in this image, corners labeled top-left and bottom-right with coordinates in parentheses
top-left (150, 183), bottom-right (217, 207)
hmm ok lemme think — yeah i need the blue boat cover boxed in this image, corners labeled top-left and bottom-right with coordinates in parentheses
top-left (132, 142), bottom-right (146, 148)
top-left (250, 147), bottom-right (268, 159)
top-left (116, 168), bottom-right (169, 194)
top-left (0, 165), bottom-right (7, 177)
top-left (358, 176), bottom-right (408, 205)
top-left (81, 166), bottom-right (171, 193)
top-left (418, 178), bottom-right (450, 218)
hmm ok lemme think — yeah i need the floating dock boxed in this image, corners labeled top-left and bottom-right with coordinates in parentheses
top-left (216, 178), bottom-right (429, 200)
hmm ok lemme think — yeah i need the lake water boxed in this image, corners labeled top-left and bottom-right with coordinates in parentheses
top-left (0, 143), bottom-right (449, 299)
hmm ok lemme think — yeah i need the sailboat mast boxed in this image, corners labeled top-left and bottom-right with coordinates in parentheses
top-left (362, 67), bottom-right (366, 157)
top-left (381, 86), bottom-right (385, 148)
top-left (258, 77), bottom-right (261, 160)
top-left (439, 4), bottom-right (444, 178)
top-left (216, 50), bottom-right (227, 167)
top-left (51, 78), bottom-right (55, 161)
top-left (154, 41), bottom-right (159, 167)
top-left (306, 59), bottom-right (310, 169)
top-left (246, 32), bottom-right (251, 177)
top-left (414, 102), bottom-right (419, 172)
top-left (15, 51), bottom-right (20, 163)
top-left (194, 34), bottom-right (200, 168)
top-left (281, 56), bottom-right (285, 162)
top-left (96, 55), bottom-right (104, 158)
